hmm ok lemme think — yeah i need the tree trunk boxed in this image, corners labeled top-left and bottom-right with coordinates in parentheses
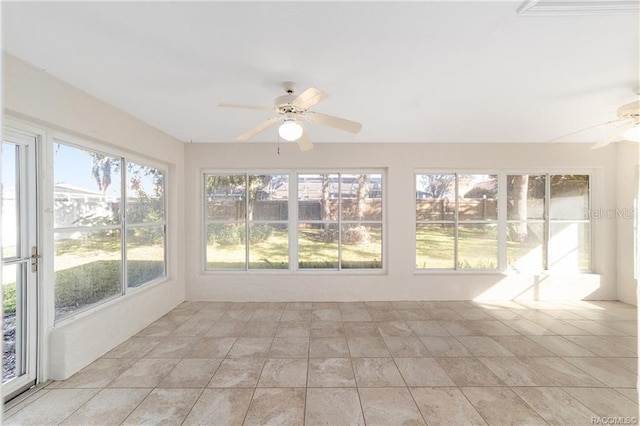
top-left (321, 174), bottom-right (332, 241)
top-left (512, 175), bottom-right (529, 242)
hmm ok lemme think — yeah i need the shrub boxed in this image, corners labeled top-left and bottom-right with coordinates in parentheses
top-left (209, 224), bottom-right (273, 246)
top-left (3, 282), bottom-right (16, 314)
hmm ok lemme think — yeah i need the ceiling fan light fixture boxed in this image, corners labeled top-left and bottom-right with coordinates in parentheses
top-left (278, 119), bottom-right (303, 141)
top-left (623, 122), bottom-right (640, 143)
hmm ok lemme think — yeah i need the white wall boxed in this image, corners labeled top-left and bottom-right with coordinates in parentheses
top-left (616, 141), bottom-right (639, 305)
top-left (185, 141), bottom-right (622, 303)
top-left (3, 53), bottom-right (186, 379)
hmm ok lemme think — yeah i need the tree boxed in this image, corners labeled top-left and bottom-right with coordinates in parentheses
top-left (89, 153), bottom-right (117, 195)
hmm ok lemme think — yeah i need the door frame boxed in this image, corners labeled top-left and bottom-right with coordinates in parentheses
top-left (2, 121), bottom-right (44, 402)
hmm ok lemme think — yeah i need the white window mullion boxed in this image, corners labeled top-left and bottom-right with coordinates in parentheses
top-left (290, 171), bottom-right (298, 272)
top-left (121, 158), bottom-right (128, 294)
top-left (497, 173), bottom-right (507, 271)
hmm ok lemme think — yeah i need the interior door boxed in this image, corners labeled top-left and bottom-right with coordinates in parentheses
top-left (2, 129), bottom-right (38, 401)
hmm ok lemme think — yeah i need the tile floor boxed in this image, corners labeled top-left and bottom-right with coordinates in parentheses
top-left (3, 300), bottom-right (638, 425)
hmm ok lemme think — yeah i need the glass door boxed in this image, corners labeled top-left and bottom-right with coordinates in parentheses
top-left (2, 130), bottom-right (38, 400)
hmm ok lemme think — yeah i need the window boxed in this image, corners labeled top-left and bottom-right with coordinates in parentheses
top-left (205, 173), bottom-right (289, 270)
top-left (415, 174), bottom-right (498, 270)
top-left (507, 174), bottom-right (590, 271)
top-left (53, 141), bottom-right (167, 320)
top-left (204, 171), bottom-right (384, 272)
top-left (298, 173), bottom-right (383, 270)
top-left (416, 172), bottom-right (591, 272)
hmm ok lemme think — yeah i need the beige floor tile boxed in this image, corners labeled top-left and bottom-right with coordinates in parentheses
top-left (468, 320), bottom-right (520, 336)
top-left (102, 336), bottom-right (162, 359)
top-left (512, 387), bottom-right (597, 424)
top-left (419, 336), bottom-right (472, 357)
top-left (185, 337), bottom-right (236, 358)
top-left (143, 336), bottom-right (199, 358)
top-left (490, 336), bottom-right (555, 357)
top-left (305, 388), bottom-right (364, 426)
top-left (565, 336), bottom-right (637, 357)
top-left (410, 387), bottom-right (486, 425)
top-left (121, 388), bottom-right (201, 425)
top-left (182, 388), bottom-right (254, 426)
top-left (171, 317), bottom-right (216, 336)
top-left (564, 387), bottom-right (639, 417)
top-left (310, 321), bottom-right (345, 337)
top-left (438, 321), bottom-right (483, 336)
top-left (307, 358), bottom-right (356, 387)
top-left (240, 321), bottom-right (279, 337)
top-left (395, 357), bottom-right (454, 387)
top-left (60, 388), bottom-right (151, 425)
top-left (530, 318), bottom-right (593, 335)
top-left (3, 389), bottom-right (100, 425)
top-left (365, 301), bottom-right (394, 309)
top-left (338, 301), bottom-right (367, 310)
top-left (478, 357), bottom-right (555, 386)
top-left (343, 321), bottom-right (381, 337)
top-left (157, 358), bottom-right (222, 388)
top-left (250, 309), bottom-right (284, 321)
top-left (276, 321), bottom-right (311, 337)
top-left (191, 309), bottom-right (225, 321)
top-left (563, 320), bottom-right (627, 335)
top-left (452, 307), bottom-right (494, 320)
top-left (204, 321), bottom-right (246, 337)
top-left (359, 387), bottom-right (425, 426)
top-left (462, 386), bottom-right (547, 425)
top-left (352, 357), bottom-right (405, 387)
top-left (527, 335), bottom-right (596, 357)
top-left (56, 358), bottom-right (136, 388)
top-left (135, 319), bottom-right (177, 337)
top-left (309, 337), bottom-right (350, 357)
top-left (601, 335), bottom-right (638, 352)
top-left (456, 336), bottom-right (514, 357)
top-left (347, 336), bottom-right (391, 357)
top-left (383, 336), bottom-right (432, 357)
top-left (391, 301), bottom-right (423, 310)
top-left (501, 319), bottom-right (555, 335)
top-left (312, 308), bottom-right (341, 321)
top-left (258, 358), bottom-right (308, 387)
top-left (523, 357), bottom-right (605, 387)
top-left (368, 308), bottom-right (403, 321)
top-left (281, 310), bottom-right (312, 321)
top-left (376, 321), bottom-right (414, 336)
top-left (612, 357), bottom-right (638, 374)
top-left (219, 309), bottom-right (255, 322)
top-left (436, 358), bottom-right (503, 386)
top-left (600, 320), bottom-right (637, 336)
top-left (108, 358), bottom-right (179, 388)
top-left (312, 302), bottom-right (340, 309)
top-left (2, 388), bottom-right (51, 419)
top-left (244, 388), bottom-right (305, 426)
top-left (269, 337), bottom-right (309, 358)
top-left (397, 309), bottom-right (433, 321)
top-left (208, 358), bottom-right (265, 387)
top-left (227, 337), bottom-right (273, 358)
top-left (563, 357), bottom-right (637, 388)
top-left (428, 308), bottom-right (465, 321)
top-left (615, 387), bottom-right (639, 403)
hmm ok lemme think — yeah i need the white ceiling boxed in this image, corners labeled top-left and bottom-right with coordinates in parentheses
top-left (2, 1), bottom-right (638, 144)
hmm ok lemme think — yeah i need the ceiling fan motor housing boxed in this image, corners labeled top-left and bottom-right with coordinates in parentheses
top-left (274, 94), bottom-right (304, 115)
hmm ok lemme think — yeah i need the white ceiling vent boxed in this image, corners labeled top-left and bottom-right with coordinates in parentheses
top-left (517, 0), bottom-right (639, 16)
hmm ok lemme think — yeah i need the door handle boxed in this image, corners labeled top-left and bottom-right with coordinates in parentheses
top-left (30, 247), bottom-right (41, 273)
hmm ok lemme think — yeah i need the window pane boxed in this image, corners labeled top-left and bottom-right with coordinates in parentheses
top-left (458, 224), bottom-right (498, 269)
top-left (54, 229), bottom-right (122, 319)
top-left (341, 174), bottom-right (382, 221)
top-left (127, 226), bottom-right (165, 288)
top-left (341, 224), bottom-right (382, 269)
top-left (298, 174), bottom-right (338, 221)
top-left (507, 222), bottom-right (544, 270)
top-left (416, 224), bottom-right (455, 269)
top-left (126, 163), bottom-right (165, 224)
top-left (298, 223), bottom-right (338, 269)
top-left (205, 174), bottom-right (246, 221)
top-left (415, 174), bottom-right (455, 221)
top-left (249, 174), bottom-right (288, 221)
top-left (507, 175), bottom-right (545, 220)
top-left (248, 224), bottom-right (288, 269)
top-left (2, 143), bottom-right (18, 258)
top-left (206, 223), bottom-right (246, 270)
top-left (54, 143), bottom-right (122, 228)
top-left (458, 174), bottom-right (498, 220)
top-left (549, 175), bottom-right (589, 220)
top-left (549, 222), bottom-right (590, 270)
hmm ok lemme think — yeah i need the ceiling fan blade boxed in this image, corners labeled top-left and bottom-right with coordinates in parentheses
top-left (218, 102), bottom-right (275, 112)
top-left (292, 87), bottom-right (328, 109)
top-left (548, 118), bottom-right (622, 142)
top-left (236, 117), bottom-right (281, 141)
top-left (590, 122), bottom-right (633, 149)
top-left (306, 111), bottom-right (362, 134)
top-left (296, 128), bottom-right (314, 152)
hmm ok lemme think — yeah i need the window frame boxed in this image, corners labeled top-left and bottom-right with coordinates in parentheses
top-left (52, 136), bottom-right (169, 322)
top-left (202, 169), bottom-right (386, 274)
top-left (414, 170), bottom-right (593, 274)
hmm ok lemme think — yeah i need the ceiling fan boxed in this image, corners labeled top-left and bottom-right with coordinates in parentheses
top-left (551, 100), bottom-right (640, 149)
top-left (218, 82), bottom-right (362, 151)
